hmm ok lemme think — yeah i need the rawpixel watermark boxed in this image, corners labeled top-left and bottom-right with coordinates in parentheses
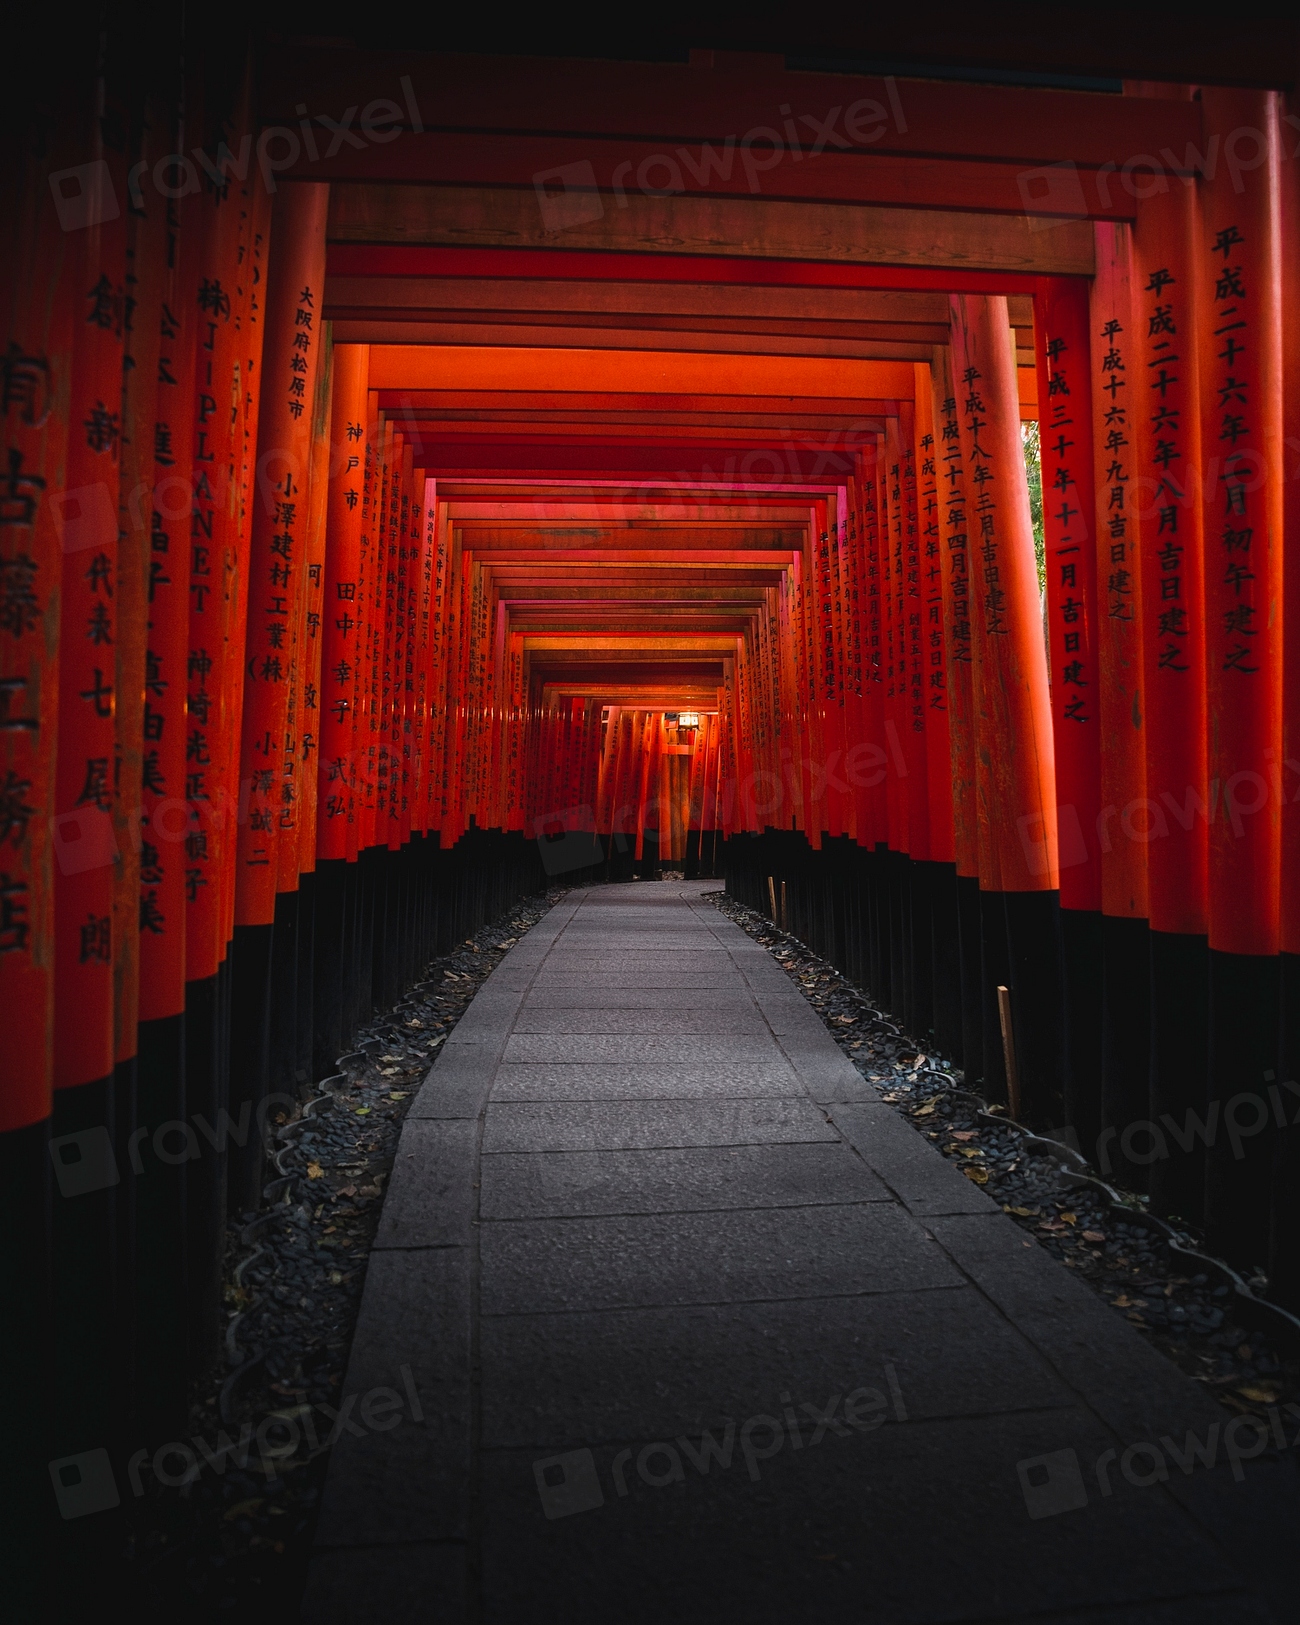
top-left (48, 1366), bottom-right (424, 1519)
top-left (1018, 1402), bottom-right (1300, 1520)
top-left (534, 1365), bottom-right (907, 1519)
top-left (533, 83), bottom-right (908, 230)
top-left (48, 75), bottom-right (424, 230)
top-left (47, 1092), bottom-right (295, 1198)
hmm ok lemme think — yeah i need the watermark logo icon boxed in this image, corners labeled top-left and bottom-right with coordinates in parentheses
top-left (1017, 161), bottom-right (1088, 229)
top-left (534, 807), bottom-right (604, 875)
top-left (50, 483), bottom-right (118, 554)
top-left (48, 161), bottom-right (120, 232)
top-left (534, 161), bottom-right (604, 231)
top-left (1017, 1448), bottom-right (1088, 1519)
top-left (534, 1448), bottom-right (605, 1519)
top-left (48, 1449), bottom-right (120, 1519)
top-left (49, 1126), bottom-right (120, 1197)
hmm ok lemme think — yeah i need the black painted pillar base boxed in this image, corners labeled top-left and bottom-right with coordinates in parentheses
top-left (1148, 930), bottom-right (1210, 1225)
top-left (955, 874), bottom-right (984, 1085)
top-left (908, 860), bottom-right (935, 1044)
top-left (1059, 907), bottom-right (1103, 1161)
top-left (1269, 952), bottom-right (1300, 1310)
top-left (295, 870), bottom-right (317, 1087)
top-left (1098, 915), bottom-right (1152, 1189)
top-left (887, 852), bottom-right (908, 1026)
top-left (313, 859), bottom-right (348, 1080)
top-left (979, 890), bottom-right (1012, 1104)
top-left (185, 971), bottom-right (226, 1384)
top-left (1003, 889), bottom-right (1065, 1128)
top-left (929, 862), bottom-right (963, 1067)
top-left (133, 1011), bottom-right (188, 1444)
top-left (636, 831), bottom-right (661, 880)
top-left (269, 887), bottom-right (301, 1098)
top-left (227, 921), bottom-right (274, 1217)
top-left (50, 1074), bottom-right (119, 1455)
top-left (1205, 949), bottom-right (1280, 1271)
top-left (0, 1115), bottom-right (51, 1623)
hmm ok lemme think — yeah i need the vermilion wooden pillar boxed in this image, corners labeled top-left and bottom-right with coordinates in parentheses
top-left (950, 293), bottom-right (1062, 1121)
top-left (1198, 88), bottom-right (1284, 1267)
top-left (931, 352), bottom-right (984, 1078)
top-left (1130, 180), bottom-right (1212, 1217)
top-left (1034, 275), bottom-right (1105, 1151)
top-left (2, 95), bottom-right (77, 1602)
top-left (229, 180), bottom-right (328, 1214)
top-left (314, 344), bottom-right (367, 1068)
top-left (1087, 223), bottom-right (1153, 1179)
top-left (916, 368), bottom-right (959, 1062)
top-left (1274, 79), bottom-right (1300, 1308)
top-left (51, 96), bottom-right (127, 1464)
top-left (188, 147), bottom-right (269, 1380)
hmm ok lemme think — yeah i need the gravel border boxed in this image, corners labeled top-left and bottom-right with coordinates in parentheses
top-left (119, 887), bottom-right (569, 1617)
top-left (706, 888), bottom-right (1300, 1438)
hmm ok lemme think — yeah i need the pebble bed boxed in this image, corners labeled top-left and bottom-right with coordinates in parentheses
top-left (120, 887), bottom-right (565, 1618)
top-left (707, 889), bottom-right (1300, 1435)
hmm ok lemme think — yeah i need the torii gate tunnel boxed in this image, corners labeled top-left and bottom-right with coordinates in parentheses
top-left (5, 10), bottom-right (1300, 1617)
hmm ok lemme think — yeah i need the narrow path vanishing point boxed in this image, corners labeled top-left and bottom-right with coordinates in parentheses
top-left (303, 881), bottom-right (1297, 1624)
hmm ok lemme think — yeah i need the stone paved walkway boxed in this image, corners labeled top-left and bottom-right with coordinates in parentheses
top-left (303, 882), bottom-right (1298, 1623)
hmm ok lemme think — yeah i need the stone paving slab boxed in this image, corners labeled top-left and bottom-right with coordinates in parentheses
top-left (481, 1098), bottom-right (837, 1152)
top-left (520, 986), bottom-right (760, 1010)
top-left (307, 879), bottom-right (1296, 1624)
top-left (510, 1007), bottom-right (769, 1034)
top-left (478, 1202), bottom-right (966, 1315)
top-left (478, 1286), bottom-right (1072, 1448)
top-left (502, 1031), bottom-right (784, 1064)
top-left (478, 1141), bottom-right (892, 1220)
top-left (479, 1409), bottom-right (1243, 1625)
top-left (488, 1062), bottom-right (798, 1100)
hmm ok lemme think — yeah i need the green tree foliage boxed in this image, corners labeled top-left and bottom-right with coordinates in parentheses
top-left (1022, 420), bottom-right (1045, 591)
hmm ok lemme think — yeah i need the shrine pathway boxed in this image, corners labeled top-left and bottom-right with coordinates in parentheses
top-left (303, 881), bottom-right (1295, 1624)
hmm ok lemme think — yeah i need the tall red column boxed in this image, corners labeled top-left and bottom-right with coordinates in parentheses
top-left (318, 345), bottom-right (368, 854)
top-left (234, 183), bottom-right (329, 925)
top-left (52, 123), bottom-right (126, 1095)
top-left (950, 293), bottom-right (1062, 1113)
top-left (1198, 88), bottom-right (1285, 1265)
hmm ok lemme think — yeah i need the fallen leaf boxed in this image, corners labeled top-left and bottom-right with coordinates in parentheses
top-left (1126, 1312), bottom-right (1146, 1325)
top-left (306, 1161), bottom-right (324, 1179)
top-left (1060, 1212), bottom-right (1078, 1224)
top-left (1238, 1382), bottom-right (1282, 1404)
top-left (914, 1103), bottom-right (937, 1118)
top-left (354, 1107), bottom-right (370, 1116)
top-left (379, 1068), bottom-right (400, 1077)
top-left (962, 1165), bottom-right (989, 1184)
top-left (1082, 1230), bottom-right (1106, 1243)
top-left (389, 1091), bottom-right (409, 1100)
top-left (957, 1146), bottom-right (984, 1159)
top-left (339, 1184), bottom-right (357, 1197)
top-left (1005, 1206), bottom-right (1035, 1218)
top-left (224, 1500), bottom-right (264, 1521)
top-left (950, 1130), bottom-right (978, 1142)
top-left (329, 1271), bottom-right (343, 1285)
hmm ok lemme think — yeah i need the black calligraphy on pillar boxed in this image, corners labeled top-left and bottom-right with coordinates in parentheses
top-left (1097, 318), bottom-right (1134, 629)
top-left (962, 368), bottom-right (1005, 636)
top-left (1210, 226), bottom-right (1256, 675)
top-left (919, 431), bottom-right (945, 713)
top-left (1043, 334), bottom-right (1089, 722)
top-left (939, 398), bottom-right (971, 666)
top-left (1142, 266), bottom-right (1191, 673)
